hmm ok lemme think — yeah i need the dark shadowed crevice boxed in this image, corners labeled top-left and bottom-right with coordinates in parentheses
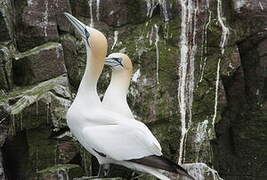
top-left (2, 130), bottom-right (29, 180)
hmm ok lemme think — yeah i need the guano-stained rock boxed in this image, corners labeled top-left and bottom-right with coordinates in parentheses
top-left (60, 34), bottom-right (84, 88)
top-left (13, 42), bottom-right (67, 86)
top-left (37, 164), bottom-right (84, 180)
top-left (0, 0), bottom-right (14, 43)
top-left (15, 0), bottom-right (72, 51)
top-left (233, 0), bottom-right (267, 13)
top-left (0, 103), bottom-right (11, 180)
top-left (0, 151), bottom-right (6, 180)
top-left (1, 75), bottom-right (80, 179)
top-left (100, 0), bottom-right (147, 27)
top-left (0, 46), bottom-right (13, 90)
top-left (181, 163), bottom-right (223, 180)
top-left (5, 75), bottom-right (71, 129)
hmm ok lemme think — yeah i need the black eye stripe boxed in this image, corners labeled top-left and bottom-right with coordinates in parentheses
top-left (85, 29), bottom-right (90, 39)
top-left (105, 57), bottom-right (123, 67)
top-left (113, 57), bottom-right (123, 66)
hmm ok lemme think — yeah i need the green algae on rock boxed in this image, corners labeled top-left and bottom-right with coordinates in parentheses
top-left (37, 164), bottom-right (83, 180)
top-left (2, 75), bottom-right (71, 130)
top-left (0, 45), bottom-right (13, 90)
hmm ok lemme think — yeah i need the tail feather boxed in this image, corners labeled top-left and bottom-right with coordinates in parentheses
top-left (123, 162), bottom-right (171, 180)
top-left (141, 166), bottom-right (170, 180)
top-left (129, 155), bottom-right (195, 180)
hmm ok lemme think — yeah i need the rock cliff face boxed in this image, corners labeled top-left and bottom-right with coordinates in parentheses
top-left (212, 0), bottom-right (267, 179)
top-left (0, 0), bottom-right (266, 180)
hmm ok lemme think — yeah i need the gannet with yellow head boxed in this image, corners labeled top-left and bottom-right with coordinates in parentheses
top-left (64, 13), bottom-right (193, 180)
top-left (64, 12), bottom-right (112, 177)
top-left (103, 53), bottom-right (134, 119)
top-left (103, 53), bottom-right (194, 180)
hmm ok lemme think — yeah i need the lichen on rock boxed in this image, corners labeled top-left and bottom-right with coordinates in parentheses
top-left (4, 75), bottom-right (71, 129)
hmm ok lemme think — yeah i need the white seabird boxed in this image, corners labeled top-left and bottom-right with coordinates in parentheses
top-left (64, 13), bottom-right (194, 180)
top-left (103, 53), bottom-right (134, 119)
top-left (103, 53), bottom-right (194, 180)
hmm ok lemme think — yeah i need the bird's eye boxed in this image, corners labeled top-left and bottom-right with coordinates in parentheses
top-left (84, 29), bottom-right (90, 39)
top-left (114, 58), bottom-right (123, 67)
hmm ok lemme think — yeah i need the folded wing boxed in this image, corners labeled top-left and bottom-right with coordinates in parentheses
top-left (82, 118), bottom-right (162, 161)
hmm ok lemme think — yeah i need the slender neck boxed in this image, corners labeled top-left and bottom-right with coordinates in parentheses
top-left (104, 70), bottom-right (131, 100)
top-left (103, 69), bottom-right (133, 118)
top-left (76, 49), bottom-right (104, 104)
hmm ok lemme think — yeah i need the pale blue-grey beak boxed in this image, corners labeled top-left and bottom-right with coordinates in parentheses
top-left (105, 57), bottom-right (123, 68)
top-left (64, 12), bottom-right (90, 47)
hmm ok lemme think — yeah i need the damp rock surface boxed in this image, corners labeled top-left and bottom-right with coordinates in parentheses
top-left (0, 103), bottom-right (10, 180)
top-left (182, 163), bottom-right (223, 180)
top-left (13, 42), bottom-right (67, 86)
top-left (14, 0), bottom-right (72, 51)
top-left (0, 0), bottom-right (14, 43)
top-left (37, 164), bottom-right (83, 180)
top-left (0, 45), bottom-right (13, 90)
top-left (6, 75), bottom-right (71, 129)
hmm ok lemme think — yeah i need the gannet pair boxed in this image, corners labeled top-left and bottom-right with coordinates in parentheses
top-left (64, 13), bottom-right (194, 180)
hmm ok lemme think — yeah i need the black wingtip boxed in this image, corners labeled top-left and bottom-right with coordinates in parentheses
top-left (159, 156), bottom-right (195, 180)
top-left (128, 155), bottom-right (194, 179)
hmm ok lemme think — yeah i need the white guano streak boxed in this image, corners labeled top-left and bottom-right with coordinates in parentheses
top-left (96, 0), bottom-right (100, 20)
top-left (259, 1), bottom-right (264, 11)
top-left (178, 0), bottom-right (198, 164)
top-left (194, 120), bottom-right (209, 162)
top-left (234, 0), bottom-right (247, 12)
top-left (132, 69), bottom-right (141, 82)
top-left (159, 0), bottom-right (169, 22)
top-left (212, 0), bottom-right (230, 127)
top-left (111, 31), bottom-right (118, 50)
top-left (217, 0), bottom-right (229, 55)
top-left (43, 0), bottom-right (49, 37)
top-left (27, 0), bottom-right (33, 6)
top-left (88, 0), bottom-right (94, 27)
top-left (145, 0), bottom-right (158, 18)
top-left (154, 24), bottom-right (160, 85)
top-left (199, 10), bottom-right (211, 83)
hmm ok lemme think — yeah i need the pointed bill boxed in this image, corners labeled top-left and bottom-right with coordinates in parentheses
top-left (64, 12), bottom-right (90, 46)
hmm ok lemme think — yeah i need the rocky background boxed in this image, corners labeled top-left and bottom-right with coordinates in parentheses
top-left (0, 0), bottom-right (266, 180)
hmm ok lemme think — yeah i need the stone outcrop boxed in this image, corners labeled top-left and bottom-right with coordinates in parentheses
top-left (182, 163), bottom-right (222, 180)
top-left (212, 1), bottom-right (267, 179)
top-left (7, 75), bottom-right (71, 127)
top-left (0, 45), bottom-right (13, 90)
top-left (0, 103), bottom-right (11, 180)
top-left (14, 0), bottom-right (72, 52)
top-left (60, 34), bottom-right (85, 88)
top-left (0, 75), bottom-right (81, 179)
top-left (37, 164), bottom-right (83, 180)
top-left (13, 43), bottom-right (66, 86)
top-left (0, 0), bottom-right (14, 43)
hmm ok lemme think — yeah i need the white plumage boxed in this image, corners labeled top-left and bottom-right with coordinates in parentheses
top-left (64, 12), bottom-right (193, 180)
top-left (102, 53), bottom-right (135, 119)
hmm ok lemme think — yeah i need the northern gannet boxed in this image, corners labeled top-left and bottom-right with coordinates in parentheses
top-left (64, 12), bottom-right (111, 177)
top-left (64, 12), bottom-right (193, 180)
top-left (103, 53), bottom-right (194, 180)
top-left (103, 53), bottom-right (134, 119)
